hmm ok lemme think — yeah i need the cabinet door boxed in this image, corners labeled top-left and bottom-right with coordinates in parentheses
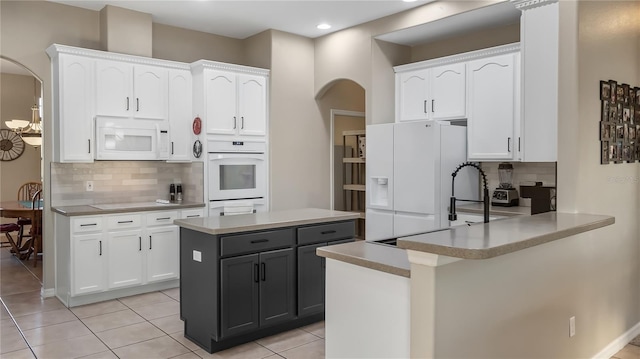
top-left (220, 254), bottom-right (259, 338)
top-left (259, 248), bottom-right (295, 327)
top-left (58, 54), bottom-right (94, 162)
top-left (397, 69), bottom-right (429, 122)
top-left (96, 60), bottom-right (131, 117)
top-left (467, 53), bottom-right (517, 160)
top-left (168, 69), bottom-right (192, 161)
top-left (107, 229), bottom-right (143, 289)
top-left (206, 70), bottom-right (237, 135)
top-left (146, 226), bottom-right (179, 283)
top-left (431, 63), bottom-right (466, 120)
top-left (238, 74), bottom-right (267, 136)
top-left (71, 233), bottom-right (105, 295)
top-left (297, 243), bottom-right (325, 317)
top-left (134, 65), bottom-right (168, 120)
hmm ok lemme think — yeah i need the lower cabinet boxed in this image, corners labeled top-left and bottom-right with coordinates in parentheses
top-left (72, 233), bottom-right (106, 295)
top-left (146, 225), bottom-right (180, 282)
top-left (107, 229), bottom-right (144, 289)
top-left (220, 247), bottom-right (295, 338)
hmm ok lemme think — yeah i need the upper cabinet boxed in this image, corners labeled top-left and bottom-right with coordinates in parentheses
top-left (96, 60), bottom-right (168, 120)
top-left (396, 63), bottom-right (465, 122)
top-left (467, 52), bottom-right (520, 161)
top-left (168, 69), bottom-right (192, 161)
top-left (192, 61), bottom-right (269, 140)
top-left (49, 53), bottom-right (95, 163)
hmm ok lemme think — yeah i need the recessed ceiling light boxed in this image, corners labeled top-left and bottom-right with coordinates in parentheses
top-left (317, 23), bottom-right (331, 30)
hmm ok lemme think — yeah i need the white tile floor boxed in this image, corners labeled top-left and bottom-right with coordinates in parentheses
top-left (0, 246), bottom-right (324, 359)
top-left (0, 245), bottom-right (637, 358)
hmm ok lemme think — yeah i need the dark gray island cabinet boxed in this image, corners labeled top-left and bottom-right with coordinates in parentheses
top-left (175, 209), bottom-right (359, 353)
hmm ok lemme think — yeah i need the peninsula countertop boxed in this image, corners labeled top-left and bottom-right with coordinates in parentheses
top-left (397, 212), bottom-right (614, 259)
top-left (173, 208), bottom-right (361, 235)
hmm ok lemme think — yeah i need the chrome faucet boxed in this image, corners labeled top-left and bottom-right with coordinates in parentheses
top-left (448, 162), bottom-right (490, 223)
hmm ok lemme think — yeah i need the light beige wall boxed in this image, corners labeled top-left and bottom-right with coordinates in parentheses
top-left (0, 73), bottom-right (41, 205)
top-left (153, 23), bottom-right (244, 64)
top-left (100, 5), bottom-right (152, 57)
top-left (243, 30), bottom-right (272, 70)
top-left (269, 30), bottom-right (324, 210)
top-left (410, 22), bottom-right (520, 62)
top-left (1, 0), bottom-right (101, 291)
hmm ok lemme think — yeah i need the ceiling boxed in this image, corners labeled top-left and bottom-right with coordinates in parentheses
top-left (47, 0), bottom-right (433, 40)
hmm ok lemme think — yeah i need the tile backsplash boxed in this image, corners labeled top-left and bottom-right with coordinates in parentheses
top-left (480, 162), bottom-right (556, 207)
top-left (51, 161), bottom-right (204, 207)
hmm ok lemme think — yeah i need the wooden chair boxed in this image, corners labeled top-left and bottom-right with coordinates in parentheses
top-left (16, 182), bottom-right (42, 246)
top-left (0, 223), bottom-right (20, 249)
top-left (27, 189), bottom-right (42, 267)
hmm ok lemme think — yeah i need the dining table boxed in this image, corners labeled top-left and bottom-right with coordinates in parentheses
top-left (0, 199), bottom-right (43, 260)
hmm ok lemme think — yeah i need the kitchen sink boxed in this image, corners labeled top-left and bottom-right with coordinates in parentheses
top-left (372, 227), bottom-right (452, 247)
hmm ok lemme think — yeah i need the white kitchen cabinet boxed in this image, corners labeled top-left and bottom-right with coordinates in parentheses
top-left (467, 52), bottom-right (520, 161)
top-left (51, 54), bottom-right (95, 162)
top-left (96, 59), bottom-right (168, 120)
top-left (107, 229), bottom-right (144, 289)
top-left (168, 69), bottom-right (192, 161)
top-left (69, 216), bottom-right (105, 296)
top-left (396, 63), bottom-right (465, 122)
top-left (72, 233), bottom-right (106, 295)
top-left (204, 70), bottom-right (267, 137)
top-left (146, 226), bottom-right (180, 282)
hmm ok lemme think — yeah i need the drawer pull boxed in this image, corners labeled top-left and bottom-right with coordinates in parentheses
top-left (156, 217), bottom-right (171, 221)
top-left (321, 230), bottom-right (337, 235)
top-left (117, 220), bottom-right (133, 224)
top-left (250, 239), bottom-right (269, 244)
top-left (186, 215), bottom-right (200, 218)
top-left (261, 262), bottom-right (266, 281)
top-left (80, 223), bottom-right (97, 227)
top-left (254, 263), bottom-right (259, 283)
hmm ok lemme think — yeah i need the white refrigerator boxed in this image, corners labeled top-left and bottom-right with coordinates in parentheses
top-left (366, 120), bottom-right (478, 241)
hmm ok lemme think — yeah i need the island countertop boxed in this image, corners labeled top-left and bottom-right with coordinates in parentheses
top-left (173, 208), bottom-right (361, 235)
top-left (397, 212), bottom-right (615, 259)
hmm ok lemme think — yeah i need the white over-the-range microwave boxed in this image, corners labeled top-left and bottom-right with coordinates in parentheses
top-left (95, 116), bottom-right (170, 160)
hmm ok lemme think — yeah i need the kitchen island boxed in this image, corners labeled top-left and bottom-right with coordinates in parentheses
top-left (317, 212), bottom-right (614, 358)
top-left (174, 208), bottom-right (359, 353)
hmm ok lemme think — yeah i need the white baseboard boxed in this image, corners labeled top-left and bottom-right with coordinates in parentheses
top-left (593, 321), bottom-right (640, 358)
top-left (41, 287), bottom-right (55, 298)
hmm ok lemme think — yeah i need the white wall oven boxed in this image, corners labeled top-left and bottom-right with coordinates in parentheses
top-left (208, 140), bottom-right (267, 215)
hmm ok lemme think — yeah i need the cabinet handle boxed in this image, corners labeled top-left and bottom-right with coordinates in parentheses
top-left (423, 100), bottom-right (427, 114)
top-left (432, 99), bottom-right (435, 113)
top-left (156, 217), bottom-right (170, 221)
top-left (507, 137), bottom-right (511, 152)
top-left (80, 223), bottom-right (97, 227)
top-left (139, 237), bottom-right (142, 251)
top-left (126, 97), bottom-right (129, 111)
top-left (118, 220), bottom-right (133, 224)
top-left (149, 236), bottom-right (152, 250)
top-left (250, 239), bottom-right (269, 244)
top-left (99, 240), bottom-right (102, 256)
top-left (254, 263), bottom-right (259, 283)
top-left (171, 142), bottom-right (174, 155)
top-left (518, 137), bottom-right (521, 152)
top-left (88, 139), bottom-right (91, 154)
top-left (136, 98), bottom-right (139, 112)
top-left (186, 215), bottom-right (200, 218)
top-left (321, 230), bottom-right (336, 235)
top-left (241, 117), bottom-right (244, 129)
top-left (233, 116), bottom-right (237, 129)
top-left (261, 262), bottom-right (266, 281)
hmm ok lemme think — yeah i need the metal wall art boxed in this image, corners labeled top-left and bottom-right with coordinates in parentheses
top-left (599, 80), bottom-right (640, 164)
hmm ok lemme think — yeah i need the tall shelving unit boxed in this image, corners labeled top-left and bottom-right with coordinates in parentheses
top-left (342, 130), bottom-right (366, 239)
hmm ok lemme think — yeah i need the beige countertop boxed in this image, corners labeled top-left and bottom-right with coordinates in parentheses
top-left (398, 212), bottom-right (615, 259)
top-left (173, 208), bottom-right (361, 235)
top-left (457, 203), bottom-right (531, 217)
top-left (52, 201), bottom-right (205, 216)
top-left (317, 241), bottom-right (411, 278)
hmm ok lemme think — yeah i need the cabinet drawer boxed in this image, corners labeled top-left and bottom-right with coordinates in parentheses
top-left (146, 211), bottom-right (178, 227)
top-left (72, 217), bottom-right (104, 233)
top-left (297, 221), bottom-right (355, 246)
top-left (107, 214), bottom-right (142, 230)
top-left (180, 208), bottom-right (205, 219)
top-left (221, 228), bottom-right (294, 257)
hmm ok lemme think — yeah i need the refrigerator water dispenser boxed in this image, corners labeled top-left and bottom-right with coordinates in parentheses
top-left (370, 177), bottom-right (389, 207)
